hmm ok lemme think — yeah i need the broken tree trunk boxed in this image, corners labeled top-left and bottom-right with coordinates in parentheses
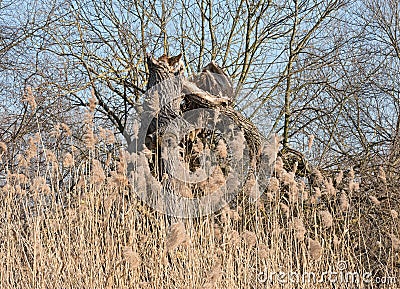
top-left (140, 52), bottom-right (266, 217)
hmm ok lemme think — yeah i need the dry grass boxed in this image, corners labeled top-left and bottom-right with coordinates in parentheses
top-left (0, 123), bottom-right (399, 289)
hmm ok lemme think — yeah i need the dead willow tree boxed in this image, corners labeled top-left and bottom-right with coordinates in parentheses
top-left (132, 51), bottom-right (315, 218)
top-left (132, 52), bottom-right (269, 216)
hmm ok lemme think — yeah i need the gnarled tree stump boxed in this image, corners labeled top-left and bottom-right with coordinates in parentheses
top-left (138, 52), bottom-right (269, 218)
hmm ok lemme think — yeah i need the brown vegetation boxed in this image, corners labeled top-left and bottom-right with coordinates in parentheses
top-left (0, 124), bottom-right (399, 288)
